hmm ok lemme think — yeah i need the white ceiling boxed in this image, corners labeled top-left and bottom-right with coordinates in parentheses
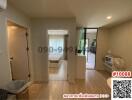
top-left (9, 0), bottom-right (132, 27)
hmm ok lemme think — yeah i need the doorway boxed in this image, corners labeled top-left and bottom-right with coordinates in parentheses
top-left (48, 30), bottom-right (68, 81)
top-left (7, 21), bottom-right (30, 80)
top-left (85, 29), bottom-right (97, 70)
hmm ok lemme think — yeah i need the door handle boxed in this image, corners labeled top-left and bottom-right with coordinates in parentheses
top-left (10, 57), bottom-right (13, 61)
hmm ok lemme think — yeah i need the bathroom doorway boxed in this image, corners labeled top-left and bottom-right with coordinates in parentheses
top-left (7, 21), bottom-right (30, 80)
top-left (48, 30), bottom-right (68, 81)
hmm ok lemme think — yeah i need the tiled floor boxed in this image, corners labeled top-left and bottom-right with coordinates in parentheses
top-left (48, 60), bottom-right (67, 81)
top-left (29, 70), bottom-right (111, 100)
top-left (86, 52), bottom-right (95, 69)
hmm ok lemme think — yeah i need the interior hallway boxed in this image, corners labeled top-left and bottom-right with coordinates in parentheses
top-left (48, 60), bottom-right (67, 81)
top-left (29, 70), bottom-right (111, 100)
top-left (86, 52), bottom-right (95, 69)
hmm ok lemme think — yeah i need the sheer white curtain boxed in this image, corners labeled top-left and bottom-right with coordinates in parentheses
top-left (49, 35), bottom-right (64, 60)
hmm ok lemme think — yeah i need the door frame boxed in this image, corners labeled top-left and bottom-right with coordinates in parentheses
top-left (47, 29), bottom-right (69, 81)
top-left (84, 28), bottom-right (98, 70)
top-left (7, 20), bottom-right (31, 80)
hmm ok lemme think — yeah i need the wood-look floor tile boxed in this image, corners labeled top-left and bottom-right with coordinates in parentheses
top-left (29, 70), bottom-right (111, 100)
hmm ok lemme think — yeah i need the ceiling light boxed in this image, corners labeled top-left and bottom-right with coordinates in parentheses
top-left (106, 16), bottom-right (112, 20)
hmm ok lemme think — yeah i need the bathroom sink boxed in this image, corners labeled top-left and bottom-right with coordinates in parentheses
top-left (3, 80), bottom-right (31, 94)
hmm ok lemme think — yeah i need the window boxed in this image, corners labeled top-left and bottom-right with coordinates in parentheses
top-left (49, 35), bottom-right (64, 54)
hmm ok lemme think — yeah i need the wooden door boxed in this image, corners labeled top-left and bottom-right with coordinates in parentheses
top-left (8, 27), bottom-right (29, 80)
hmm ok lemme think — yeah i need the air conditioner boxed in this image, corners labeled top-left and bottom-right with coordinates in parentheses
top-left (0, 0), bottom-right (7, 10)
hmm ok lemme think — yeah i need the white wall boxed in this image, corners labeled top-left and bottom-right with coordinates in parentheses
top-left (109, 21), bottom-right (132, 71)
top-left (0, 13), bottom-right (12, 87)
top-left (0, 4), bottom-right (31, 87)
top-left (96, 21), bottom-right (132, 71)
top-left (31, 18), bottom-right (76, 82)
top-left (96, 28), bottom-right (110, 70)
